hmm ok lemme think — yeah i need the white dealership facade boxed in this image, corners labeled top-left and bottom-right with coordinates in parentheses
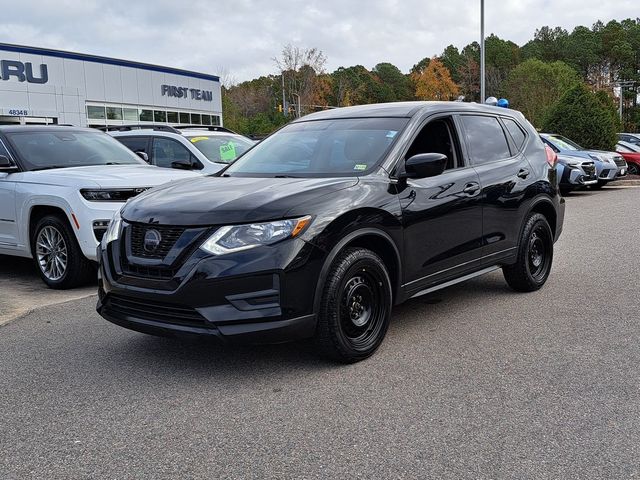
top-left (0, 43), bottom-right (222, 128)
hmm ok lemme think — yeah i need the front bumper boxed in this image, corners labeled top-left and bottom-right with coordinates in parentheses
top-left (96, 234), bottom-right (325, 344)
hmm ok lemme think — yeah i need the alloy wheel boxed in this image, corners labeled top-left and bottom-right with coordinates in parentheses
top-left (36, 226), bottom-right (68, 281)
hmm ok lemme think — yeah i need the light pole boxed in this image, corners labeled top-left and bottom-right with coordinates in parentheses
top-left (480, 0), bottom-right (485, 102)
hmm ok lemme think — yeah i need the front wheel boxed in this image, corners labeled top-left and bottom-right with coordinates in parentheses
top-left (315, 248), bottom-right (392, 363)
top-left (628, 163), bottom-right (639, 176)
top-left (31, 214), bottom-right (95, 289)
top-left (503, 213), bottom-right (554, 292)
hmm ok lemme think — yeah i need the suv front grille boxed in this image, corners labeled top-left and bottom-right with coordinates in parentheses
top-left (582, 162), bottom-right (596, 176)
top-left (105, 294), bottom-right (207, 328)
top-left (129, 224), bottom-right (186, 259)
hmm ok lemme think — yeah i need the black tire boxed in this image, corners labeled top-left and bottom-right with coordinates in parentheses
top-left (31, 214), bottom-right (95, 289)
top-left (559, 186), bottom-right (573, 196)
top-left (629, 163), bottom-right (639, 176)
top-left (592, 181), bottom-right (607, 189)
top-left (503, 213), bottom-right (554, 292)
top-left (315, 247), bottom-right (392, 363)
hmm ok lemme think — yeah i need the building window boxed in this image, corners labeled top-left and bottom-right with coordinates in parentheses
top-left (167, 111), bottom-right (178, 123)
top-left (179, 112), bottom-right (190, 124)
top-left (106, 106), bottom-right (123, 120)
top-left (201, 114), bottom-right (211, 125)
top-left (123, 108), bottom-right (138, 121)
top-left (139, 109), bottom-right (153, 122)
top-left (154, 110), bottom-right (167, 122)
top-left (190, 114), bottom-right (201, 125)
top-left (87, 106), bottom-right (106, 120)
top-left (212, 115), bottom-right (220, 126)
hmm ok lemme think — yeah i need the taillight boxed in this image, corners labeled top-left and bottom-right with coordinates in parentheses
top-left (545, 145), bottom-right (557, 167)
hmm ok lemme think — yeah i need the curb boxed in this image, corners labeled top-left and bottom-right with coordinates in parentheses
top-left (0, 292), bottom-right (97, 328)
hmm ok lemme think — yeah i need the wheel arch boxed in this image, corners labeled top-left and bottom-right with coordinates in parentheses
top-left (526, 197), bottom-right (558, 239)
top-left (312, 225), bottom-right (403, 315)
top-left (27, 204), bottom-right (74, 257)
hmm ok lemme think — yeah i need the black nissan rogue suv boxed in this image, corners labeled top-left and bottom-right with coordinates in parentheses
top-left (97, 101), bottom-right (565, 362)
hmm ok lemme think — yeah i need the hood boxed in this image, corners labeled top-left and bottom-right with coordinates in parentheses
top-left (122, 175), bottom-right (359, 226)
top-left (25, 165), bottom-right (199, 188)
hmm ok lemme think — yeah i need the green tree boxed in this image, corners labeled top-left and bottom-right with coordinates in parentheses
top-left (543, 83), bottom-right (619, 150)
top-left (503, 59), bottom-right (580, 128)
top-left (372, 62), bottom-right (413, 101)
top-left (439, 45), bottom-right (463, 83)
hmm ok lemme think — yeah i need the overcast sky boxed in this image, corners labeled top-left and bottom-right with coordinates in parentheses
top-left (0, 0), bottom-right (635, 83)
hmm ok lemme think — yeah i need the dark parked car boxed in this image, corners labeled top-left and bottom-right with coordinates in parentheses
top-left (97, 102), bottom-right (565, 362)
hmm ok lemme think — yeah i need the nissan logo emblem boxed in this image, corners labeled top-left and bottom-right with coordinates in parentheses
top-left (143, 229), bottom-right (162, 252)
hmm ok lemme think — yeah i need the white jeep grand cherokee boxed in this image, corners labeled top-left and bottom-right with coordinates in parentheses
top-left (0, 126), bottom-right (198, 289)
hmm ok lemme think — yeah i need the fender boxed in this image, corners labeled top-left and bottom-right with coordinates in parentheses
top-left (20, 195), bottom-right (75, 257)
top-left (312, 227), bottom-right (402, 315)
top-left (520, 193), bottom-right (559, 241)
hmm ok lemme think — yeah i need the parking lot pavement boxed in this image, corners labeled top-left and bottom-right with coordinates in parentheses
top-left (0, 255), bottom-right (95, 325)
top-left (1, 185), bottom-right (639, 479)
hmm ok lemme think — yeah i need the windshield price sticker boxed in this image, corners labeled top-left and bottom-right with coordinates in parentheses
top-left (220, 142), bottom-right (237, 162)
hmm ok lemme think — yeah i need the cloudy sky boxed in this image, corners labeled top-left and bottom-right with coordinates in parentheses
top-left (0, 0), bottom-right (635, 83)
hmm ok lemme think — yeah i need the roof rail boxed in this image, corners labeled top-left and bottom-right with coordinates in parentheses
top-left (98, 124), bottom-right (181, 133)
top-left (173, 125), bottom-right (237, 134)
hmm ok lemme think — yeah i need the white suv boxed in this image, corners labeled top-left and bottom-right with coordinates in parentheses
top-left (109, 125), bottom-right (255, 174)
top-left (0, 126), bottom-right (199, 289)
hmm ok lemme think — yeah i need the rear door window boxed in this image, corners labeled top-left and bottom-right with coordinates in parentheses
top-left (460, 115), bottom-right (511, 165)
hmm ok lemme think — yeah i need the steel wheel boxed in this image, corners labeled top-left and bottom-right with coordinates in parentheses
top-left (527, 225), bottom-right (551, 282)
top-left (36, 225), bottom-right (68, 281)
top-left (339, 270), bottom-right (386, 351)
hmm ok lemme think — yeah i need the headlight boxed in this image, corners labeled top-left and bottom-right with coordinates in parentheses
top-left (589, 154), bottom-right (608, 164)
top-left (101, 209), bottom-right (122, 247)
top-left (81, 188), bottom-right (149, 202)
top-left (567, 161), bottom-right (580, 168)
top-left (200, 216), bottom-right (312, 255)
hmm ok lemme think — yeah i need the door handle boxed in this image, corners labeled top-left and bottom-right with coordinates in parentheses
top-left (517, 168), bottom-right (530, 179)
top-left (462, 182), bottom-right (480, 195)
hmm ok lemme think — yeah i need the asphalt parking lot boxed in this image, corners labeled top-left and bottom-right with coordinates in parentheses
top-left (1, 185), bottom-right (639, 479)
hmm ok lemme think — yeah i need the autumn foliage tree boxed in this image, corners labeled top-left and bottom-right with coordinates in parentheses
top-left (411, 57), bottom-right (460, 101)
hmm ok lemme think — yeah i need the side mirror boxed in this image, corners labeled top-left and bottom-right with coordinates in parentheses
top-left (135, 151), bottom-right (149, 162)
top-left (0, 155), bottom-right (18, 172)
top-left (400, 153), bottom-right (448, 179)
top-left (171, 159), bottom-right (194, 170)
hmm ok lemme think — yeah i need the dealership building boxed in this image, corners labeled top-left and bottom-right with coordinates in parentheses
top-left (0, 43), bottom-right (222, 128)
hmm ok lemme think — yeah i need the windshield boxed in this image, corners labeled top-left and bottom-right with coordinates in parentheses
top-left (223, 117), bottom-right (408, 177)
top-left (186, 134), bottom-right (254, 164)
top-left (547, 135), bottom-right (583, 151)
top-left (6, 130), bottom-right (144, 171)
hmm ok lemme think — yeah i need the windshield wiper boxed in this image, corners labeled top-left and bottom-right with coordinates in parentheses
top-left (30, 165), bottom-right (68, 171)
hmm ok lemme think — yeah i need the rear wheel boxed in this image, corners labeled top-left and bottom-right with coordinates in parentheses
top-left (503, 213), bottom-right (554, 292)
top-left (315, 248), bottom-right (392, 363)
top-left (31, 214), bottom-right (95, 289)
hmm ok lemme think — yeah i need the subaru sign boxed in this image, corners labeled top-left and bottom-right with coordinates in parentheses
top-left (0, 60), bottom-right (48, 84)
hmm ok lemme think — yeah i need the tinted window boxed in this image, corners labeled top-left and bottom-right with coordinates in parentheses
top-left (6, 131), bottom-right (143, 171)
top-left (191, 114), bottom-right (201, 125)
top-left (503, 118), bottom-right (526, 150)
top-left (87, 106), bottom-right (105, 119)
top-left (461, 115), bottom-right (511, 165)
top-left (179, 112), bottom-right (190, 124)
top-left (117, 137), bottom-right (149, 156)
top-left (225, 117), bottom-right (408, 177)
top-left (154, 110), bottom-right (167, 122)
top-left (152, 138), bottom-right (191, 168)
top-left (167, 111), bottom-right (178, 123)
top-left (139, 109), bottom-right (153, 122)
top-left (106, 106), bottom-right (123, 120)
